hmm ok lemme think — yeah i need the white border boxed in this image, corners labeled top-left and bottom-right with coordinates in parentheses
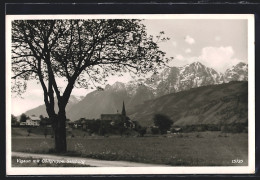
top-left (6, 14), bottom-right (255, 175)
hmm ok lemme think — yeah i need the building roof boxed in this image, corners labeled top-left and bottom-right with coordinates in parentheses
top-left (101, 114), bottom-right (124, 121)
top-left (28, 116), bottom-right (41, 121)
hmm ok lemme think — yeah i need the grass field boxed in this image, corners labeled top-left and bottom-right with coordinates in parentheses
top-left (12, 128), bottom-right (248, 166)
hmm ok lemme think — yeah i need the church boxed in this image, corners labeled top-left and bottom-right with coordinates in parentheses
top-left (69, 101), bottom-right (136, 130)
top-left (100, 101), bottom-right (135, 128)
top-left (101, 101), bottom-right (127, 121)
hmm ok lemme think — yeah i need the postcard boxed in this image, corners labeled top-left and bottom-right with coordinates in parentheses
top-left (6, 14), bottom-right (255, 175)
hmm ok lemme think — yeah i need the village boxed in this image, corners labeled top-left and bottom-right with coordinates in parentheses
top-left (12, 100), bottom-right (247, 139)
top-left (12, 101), bottom-right (152, 137)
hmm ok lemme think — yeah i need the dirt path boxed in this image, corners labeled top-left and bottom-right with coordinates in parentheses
top-left (12, 152), bottom-right (170, 167)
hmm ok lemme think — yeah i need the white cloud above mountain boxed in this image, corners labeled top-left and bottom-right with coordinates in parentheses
top-left (170, 46), bottom-right (245, 73)
top-left (199, 46), bottom-right (242, 73)
top-left (185, 35), bottom-right (195, 44)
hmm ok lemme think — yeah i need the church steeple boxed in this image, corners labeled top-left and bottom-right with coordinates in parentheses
top-left (121, 101), bottom-right (126, 116)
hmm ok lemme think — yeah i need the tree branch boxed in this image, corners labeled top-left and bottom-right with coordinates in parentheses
top-left (11, 70), bottom-right (37, 79)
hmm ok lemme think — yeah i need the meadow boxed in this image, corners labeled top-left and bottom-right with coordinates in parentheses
top-left (12, 128), bottom-right (248, 166)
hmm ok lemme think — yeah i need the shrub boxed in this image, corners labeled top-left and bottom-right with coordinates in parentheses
top-left (137, 127), bottom-right (147, 137)
top-left (220, 123), bottom-right (247, 133)
top-left (207, 124), bottom-right (221, 131)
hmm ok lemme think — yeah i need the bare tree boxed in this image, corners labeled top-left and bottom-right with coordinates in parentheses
top-left (11, 19), bottom-right (172, 152)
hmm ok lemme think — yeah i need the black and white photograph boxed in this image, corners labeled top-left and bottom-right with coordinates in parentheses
top-left (6, 14), bottom-right (255, 175)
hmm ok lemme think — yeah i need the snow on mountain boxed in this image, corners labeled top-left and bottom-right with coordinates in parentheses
top-left (111, 82), bottom-right (126, 91)
top-left (123, 61), bottom-right (242, 98)
top-left (224, 62), bottom-right (248, 82)
top-left (69, 95), bottom-right (85, 104)
top-left (125, 80), bottom-right (139, 97)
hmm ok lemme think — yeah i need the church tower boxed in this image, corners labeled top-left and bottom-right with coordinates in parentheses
top-left (121, 101), bottom-right (126, 116)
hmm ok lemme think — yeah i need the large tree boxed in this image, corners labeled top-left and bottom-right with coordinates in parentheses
top-left (11, 19), bottom-right (172, 152)
top-left (153, 114), bottom-right (173, 134)
top-left (19, 113), bottom-right (28, 123)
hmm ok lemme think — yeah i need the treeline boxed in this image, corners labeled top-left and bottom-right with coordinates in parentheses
top-left (174, 123), bottom-right (247, 133)
top-left (148, 123), bottom-right (247, 135)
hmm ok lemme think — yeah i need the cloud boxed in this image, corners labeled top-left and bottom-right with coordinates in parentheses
top-left (185, 48), bottom-right (191, 53)
top-left (72, 88), bottom-right (93, 97)
top-left (175, 54), bottom-right (184, 61)
top-left (185, 35), bottom-right (195, 44)
top-left (167, 54), bottom-right (185, 67)
top-left (172, 41), bottom-right (177, 47)
top-left (167, 46), bottom-right (245, 73)
top-left (215, 36), bottom-right (221, 41)
top-left (199, 46), bottom-right (241, 73)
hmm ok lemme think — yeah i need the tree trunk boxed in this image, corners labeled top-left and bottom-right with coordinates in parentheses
top-left (53, 109), bottom-right (67, 153)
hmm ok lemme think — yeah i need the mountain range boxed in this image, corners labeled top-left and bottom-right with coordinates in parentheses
top-left (24, 61), bottom-right (248, 126)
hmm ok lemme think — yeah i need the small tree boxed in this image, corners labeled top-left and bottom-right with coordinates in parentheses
top-left (113, 119), bottom-right (126, 136)
top-left (44, 128), bottom-right (48, 138)
top-left (20, 113), bottom-right (28, 123)
top-left (11, 114), bottom-right (18, 126)
top-left (27, 128), bottom-right (32, 136)
top-left (153, 114), bottom-right (173, 134)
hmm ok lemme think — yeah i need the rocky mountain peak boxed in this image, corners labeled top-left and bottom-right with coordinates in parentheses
top-left (111, 82), bottom-right (126, 91)
top-left (125, 61), bottom-right (247, 97)
top-left (224, 62), bottom-right (248, 81)
top-left (236, 62), bottom-right (247, 67)
top-left (105, 84), bottom-right (112, 90)
top-left (190, 61), bottom-right (204, 68)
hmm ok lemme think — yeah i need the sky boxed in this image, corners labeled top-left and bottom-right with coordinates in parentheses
top-left (11, 18), bottom-right (248, 116)
top-left (143, 19), bottom-right (248, 71)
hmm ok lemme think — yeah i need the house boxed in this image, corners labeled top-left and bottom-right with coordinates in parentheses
top-left (25, 115), bottom-right (41, 127)
top-left (68, 118), bottom-right (95, 129)
top-left (171, 127), bottom-right (182, 133)
top-left (20, 122), bottom-right (26, 126)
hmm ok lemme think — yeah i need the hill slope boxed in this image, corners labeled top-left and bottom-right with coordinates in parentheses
top-left (25, 95), bottom-right (82, 117)
top-left (128, 81), bottom-right (248, 127)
